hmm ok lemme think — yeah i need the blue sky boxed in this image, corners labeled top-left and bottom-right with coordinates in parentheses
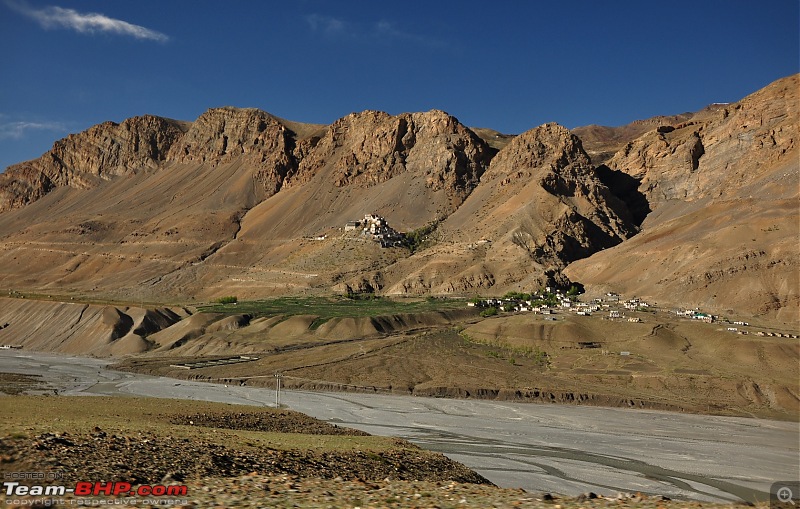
top-left (1, 0), bottom-right (798, 171)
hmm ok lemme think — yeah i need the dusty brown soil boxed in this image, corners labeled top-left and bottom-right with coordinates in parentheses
top-left (0, 430), bottom-right (486, 486)
top-left (167, 410), bottom-right (371, 436)
top-left (0, 373), bottom-right (44, 395)
top-left (115, 305), bottom-right (800, 420)
top-left (1, 472), bottom-right (768, 509)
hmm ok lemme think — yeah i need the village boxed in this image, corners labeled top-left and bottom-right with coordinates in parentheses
top-left (331, 214), bottom-right (800, 339)
top-left (466, 289), bottom-right (800, 338)
top-left (468, 289), bottom-right (649, 321)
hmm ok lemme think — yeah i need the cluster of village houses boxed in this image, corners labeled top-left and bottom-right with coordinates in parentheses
top-left (672, 309), bottom-right (796, 337)
top-left (467, 290), bottom-right (800, 338)
top-left (345, 214), bottom-right (405, 247)
top-left (468, 290), bottom-right (647, 322)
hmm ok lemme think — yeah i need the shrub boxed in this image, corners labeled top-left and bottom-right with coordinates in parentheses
top-left (528, 347), bottom-right (549, 368)
top-left (502, 291), bottom-right (531, 301)
top-left (402, 219), bottom-right (440, 253)
top-left (216, 296), bottom-right (238, 304)
top-left (480, 306), bottom-right (498, 318)
top-left (344, 291), bottom-right (379, 301)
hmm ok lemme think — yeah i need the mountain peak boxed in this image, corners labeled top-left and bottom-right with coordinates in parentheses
top-left (0, 114), bottom-right (186, 212)
top-left (287, 109), bottom-right (493, 208)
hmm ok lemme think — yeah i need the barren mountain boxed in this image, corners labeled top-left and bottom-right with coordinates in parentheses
top-left (288, 109), bottom-right (493, 210)
top-left (0, 75), bottom-right (796, 322)
top-left (0, 115), bottom-right (188, 212)
top-left (0, 108), bottom-right (497, 301)
top-left (570, 107), bottom-right (732, 165)
top-left (572, 113), bottom-right (693, 165)
top-left (371, 123), bottom-right (637, 294)
top-left (566, 74), bottom-right (799, 323)
top-left (166, 107), bottom-right (304, 197)
top-left (606, 76), bottom-right (797, 208)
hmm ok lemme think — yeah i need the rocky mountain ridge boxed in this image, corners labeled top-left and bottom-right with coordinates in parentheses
top-left (0, 115), bottom-right (188, 212)
top-left (571, 104), bottom-right (730, 165)
top-left (607, 76), bottom-right (797, 208)
top-left (0, 107), bottom-right (497, 213)
top-left (352, 122), bottom-right (637, 295)
top-left (0, 74), bottom-right (796, 321)
top-left (286, 109), bottom-right (494, 211)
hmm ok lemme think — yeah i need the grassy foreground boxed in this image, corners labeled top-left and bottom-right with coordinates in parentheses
top-left (0, 395), bottom-right (390, 452)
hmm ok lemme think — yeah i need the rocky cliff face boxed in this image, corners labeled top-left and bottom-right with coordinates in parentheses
top-left (0, 115), bottom-right (187, 212)
top-left (377, 123), bottom-right (638, 296)
top-left (566, 74), bottom-right (799, 322)
top-left (607, 75), bottom-right (798, 209)
top-left (289, 109), bottom-right (493, 208)
top-left (166, 107), bottom-right (298, 196)
top-left (0, 108), bottom-right (493, 214)
top-left (572, 112), bottom-right (700, 164)
top-left (478, 122), bottom-right (636, 263)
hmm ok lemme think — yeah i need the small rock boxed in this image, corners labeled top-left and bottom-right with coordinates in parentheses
top-left (162, 471), bottom-right (185, 483)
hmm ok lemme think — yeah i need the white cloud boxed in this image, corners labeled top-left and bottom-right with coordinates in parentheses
top-left (0, 120), bottom-right (67, 140)
top-left (305, 13), bottom-right (444, 48)
top-left (305, 14), bottom-right (346, 36)
top-left (6, 0), bottom-right (169, 42)
top-left (372, 20), bottom-right (444, 48)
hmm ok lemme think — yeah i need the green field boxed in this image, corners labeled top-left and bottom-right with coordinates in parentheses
top-left (197, 295), bottom-right (468, 320)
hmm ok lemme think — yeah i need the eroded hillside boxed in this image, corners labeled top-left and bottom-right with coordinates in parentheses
top-left (566, 74), bottom-right (799, 323)
top-left (0, 75), bottom-right (797, 321)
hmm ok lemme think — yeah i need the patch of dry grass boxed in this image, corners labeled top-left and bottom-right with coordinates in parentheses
top-left (0, 395), bottom-right (394, 452)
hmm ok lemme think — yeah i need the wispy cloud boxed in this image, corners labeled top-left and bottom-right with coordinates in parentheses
top-left (305, 13), bottom-right (445, 48)
top-left (5, 0), bottom-right (169, 42)
top-left (305, 14), bottom-right (347, 37)
top-left (372, 20), bottom-right (445, 48)
top-left (0, 119), bottom-right (67, 140)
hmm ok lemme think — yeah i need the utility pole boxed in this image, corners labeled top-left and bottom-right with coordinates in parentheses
top-left (275, 372), bottom-right (282, 407)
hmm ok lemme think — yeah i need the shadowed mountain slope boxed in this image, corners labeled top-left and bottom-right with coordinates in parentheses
top-left (371, 123), bottom-right (637, 295)
top-left (566, 74), bottom-right (799, 323)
